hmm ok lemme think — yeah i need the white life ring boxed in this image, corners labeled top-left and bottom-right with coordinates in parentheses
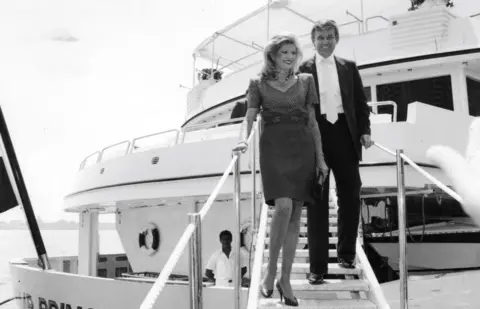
top-left (138, 223), bottom-right (160, 256)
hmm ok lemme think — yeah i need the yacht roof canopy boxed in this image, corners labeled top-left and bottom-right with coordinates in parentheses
top-left (193, 0), bottom-right (409, 71)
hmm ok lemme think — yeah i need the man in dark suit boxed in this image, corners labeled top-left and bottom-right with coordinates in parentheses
top-left (299, 19), bottom-right (373, 284)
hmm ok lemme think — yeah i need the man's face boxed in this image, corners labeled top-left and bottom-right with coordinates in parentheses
top-left (220, 234), bottom-right (232, 250)
top-left (312, 28), bottom-right (338, 58)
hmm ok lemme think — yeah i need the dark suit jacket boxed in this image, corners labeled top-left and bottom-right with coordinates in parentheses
top-left (299, 55), bottom-right (371, 161)
top-left (230, 100), bottom-right (247, 119)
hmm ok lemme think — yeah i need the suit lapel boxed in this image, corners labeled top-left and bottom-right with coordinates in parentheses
top-left (335, 56), bottom-right (349, 99)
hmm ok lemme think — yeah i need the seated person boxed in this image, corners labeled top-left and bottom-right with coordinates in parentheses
top-left (205, 230), bottom-right (247, 287)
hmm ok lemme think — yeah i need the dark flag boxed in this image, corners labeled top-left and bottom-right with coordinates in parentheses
top-left (0, 106), bottom-right (50, 269)
top-left (0, 155), bottom-right (18, 213)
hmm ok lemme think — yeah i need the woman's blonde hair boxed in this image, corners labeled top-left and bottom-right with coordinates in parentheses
top-left (260, 32), bottom-right (303, 80)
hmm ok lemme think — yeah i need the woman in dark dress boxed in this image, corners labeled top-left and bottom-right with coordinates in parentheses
top-left (235, 32), bottom-right (328, 306)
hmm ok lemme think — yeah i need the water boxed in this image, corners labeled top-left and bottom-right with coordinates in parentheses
top-left (0, 229), bottom-right (123, 309)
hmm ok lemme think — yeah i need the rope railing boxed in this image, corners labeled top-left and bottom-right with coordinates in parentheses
top-left (138, 121), bottom-right (258, 309)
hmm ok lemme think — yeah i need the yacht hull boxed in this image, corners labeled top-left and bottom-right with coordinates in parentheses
top-left (369, 241), bottom-right (480, 271)
top-left (381, 269), bottom-right (480, 309)
top-left (9, 260), bottom-right (249, 309)
top-left (10, 258), bottom-right (480, 309)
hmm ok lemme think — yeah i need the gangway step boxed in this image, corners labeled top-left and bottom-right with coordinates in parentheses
top-left (267, 217), bottom-right (337, 225)
top-left (263, 263), bottom-right (362, 275)
top-left (258, 298), bottom-right (376, 309)
top-left (264, 249), bottom-right (337, 258)
top-left (289, 279), bottom-right (369, 291)
top-left (267, 226), bottom-right (337, 234)
top-left (268, 209), bottom-right (337, 217)
top-left (265, 237), bottom-right (338, 245)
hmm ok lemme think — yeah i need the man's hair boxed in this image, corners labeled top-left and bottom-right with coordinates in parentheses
top-left (310, 19), bottom-right (340, 43)
top-left (219, 230), bottom-right (232, 240)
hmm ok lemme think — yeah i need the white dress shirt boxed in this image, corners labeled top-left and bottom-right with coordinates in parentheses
top-left (206, 249), bottom-right (247, 287)
top-left (315, 54), bottom-right (344, 115)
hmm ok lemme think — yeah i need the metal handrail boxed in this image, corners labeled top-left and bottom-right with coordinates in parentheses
top-left (368, 101), bottom-right (398, 122)
top-left (130, 129), bottom-right (180, 154)
top-left (183, 117), bottom-right (245, 132)
top-left (180, 118), bottom-right (245, 143)
top-left (79, 151), bottom-right (101, 170)
top-left (79, 118), bottom-right (247, 170)
top-left (245, 201), bottom-right (269, 309)
top-left (138, 119), bottom-right (259, 309)
top-left (355, 241), bottom-right (391, 309)
top-left (372, 142), bottom-right (463, 309)
top-left (98, 140), bottom-right (131, 162)
top-left (365, 15), bottom-right (389, 32)
top-left (374, 143), bottom-right (462, 203)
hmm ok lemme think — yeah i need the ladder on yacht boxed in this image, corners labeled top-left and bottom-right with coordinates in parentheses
top-left (253, 189), bottom-right (389, 309)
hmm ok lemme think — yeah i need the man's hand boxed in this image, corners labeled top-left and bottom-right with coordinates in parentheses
top-left (360, 134), bottom-right (374, 149)
top-left (426, 118), bottom-right (480, 226)
top-left (233, 141), bottom-right (248, 153)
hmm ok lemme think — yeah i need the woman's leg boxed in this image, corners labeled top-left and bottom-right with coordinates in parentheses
top-left (278, 200), bottom-right (303, 299)
top-left (262, 197), bottom-right (293, 289)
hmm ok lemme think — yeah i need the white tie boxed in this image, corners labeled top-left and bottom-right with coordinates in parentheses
top-left (321, 58), bottom-right (338, 124)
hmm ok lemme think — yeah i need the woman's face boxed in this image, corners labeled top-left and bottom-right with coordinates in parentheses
top-left (274, 43), bottom-right (297, 71)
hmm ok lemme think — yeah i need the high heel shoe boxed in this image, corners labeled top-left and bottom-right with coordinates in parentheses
top-left (260, 283), bottom-right (273, 298)
top-left (275, 282), bottom-right (298, 307)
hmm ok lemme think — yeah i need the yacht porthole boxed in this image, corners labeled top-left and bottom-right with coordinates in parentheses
top-left (100, 168), bottom-right (105, 174)
top-left (139, 223), bottom-right (160, 256)
top-left (151, 156), bottom-right (159, 164)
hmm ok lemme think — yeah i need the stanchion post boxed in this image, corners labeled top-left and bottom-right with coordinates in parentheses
top-left (251, 124), bottom-right (257, 230)
top-left (396, 149), bottom-right (408, 309)
top-left (232, 151), bottom-right (242, 309)
top-left (188, 213), bottom-right (203, 309)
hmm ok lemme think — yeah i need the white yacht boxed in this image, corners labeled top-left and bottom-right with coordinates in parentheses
top-left (7, 1), bottom-right (480, 309)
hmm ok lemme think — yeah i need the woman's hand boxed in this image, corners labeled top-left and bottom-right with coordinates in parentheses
top-left (316, 156), bottom-right (329, 185)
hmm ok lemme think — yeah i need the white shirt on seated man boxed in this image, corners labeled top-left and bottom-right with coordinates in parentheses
top-left (205, 230), bottom-right (248, 287)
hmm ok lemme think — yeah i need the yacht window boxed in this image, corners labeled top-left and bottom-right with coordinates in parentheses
top-left (364, 86), bottom-right (372, 102)
top-left (376, 76), bottom-right (454, 121)
top-left (466, 77), bottom-right (480, 116)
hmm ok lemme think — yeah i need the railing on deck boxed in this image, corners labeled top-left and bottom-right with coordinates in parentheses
top-left (78, 117), bottom-right (245, 170)
top-left (78, 98), bottom-right (398, 170)
top-left (98, 140), bottom-right (131, 162)
top-left (78, 101), bottom-right (398, 171)
top-left (181, 118), bottom-right (245, 143)
top-left (79, 151), bottom-right (101, 170)
top-left (368, 100), bottom-right (398, 122)
top-left (138, 115), bottom-right (262, 309)
top-left (373, 142), bottom-right (462, 309)
top-left (130, 129), bottom-right (179, 154)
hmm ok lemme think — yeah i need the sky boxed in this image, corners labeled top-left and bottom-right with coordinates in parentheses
top-left (0, 0), bottom-right (479, 223)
